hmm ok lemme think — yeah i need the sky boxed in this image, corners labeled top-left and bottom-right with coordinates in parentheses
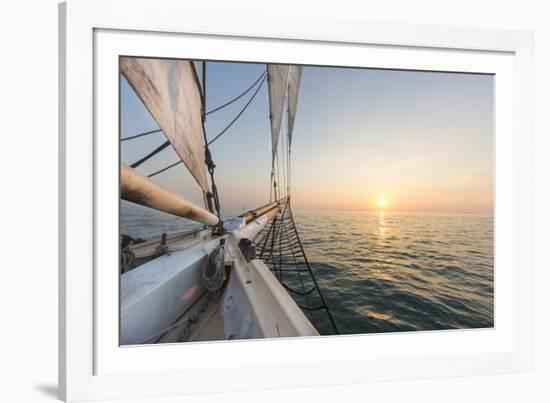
top-left (120, 60), bottom-right (493, 214)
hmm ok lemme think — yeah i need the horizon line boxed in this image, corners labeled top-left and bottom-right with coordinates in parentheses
top-left (288, 206), bottom-right (493, 215)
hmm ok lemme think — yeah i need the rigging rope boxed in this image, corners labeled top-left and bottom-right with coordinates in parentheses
top-left (148, 160), bottom-right (182, 178)
top-left (286, 103), bottom-right (292, 197)
top-left (121, 128), bottom-right (162, 142)
top-left (276, 147), bottom-right (281, 201)
top-left (129, 70), bottom-right (267, 180)
top-left (205, 74), bottom-right (267, 147)
top-left (280, 120), bottom-right (288, 199)
top-left (206, 71), bottom-right (266, 115)
top-left (204, 139), bottom-right (222, 220)
top-left (255, 199), bottom-right (339, 334)
top-left (130, 140), bottom-right (170, 168)
top-left (287, 149), bottom-right (292, 197)
top-left (269, 170), bottom-right (274, 202)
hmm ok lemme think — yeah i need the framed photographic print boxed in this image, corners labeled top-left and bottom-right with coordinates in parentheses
top-left (59, 0), bottom-right (534, 401)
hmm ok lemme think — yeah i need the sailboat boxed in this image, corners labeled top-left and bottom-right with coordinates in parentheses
top-left (120, 58), bottom-right (338, 345)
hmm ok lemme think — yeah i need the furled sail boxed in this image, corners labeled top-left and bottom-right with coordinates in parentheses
top-left (267, 65), bottom-right (290, 163)
top-left (286, 66), bottom-right (302, 149)
top-left (120, 57), bottom-right (209, 192)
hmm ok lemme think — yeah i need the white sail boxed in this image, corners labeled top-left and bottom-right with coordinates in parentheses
top-left (267, 65), bottom-right (290, 163)
top-left (120, 57), bottom-right (209, 193)
top-left (286, 66), bottom-right (302, 149)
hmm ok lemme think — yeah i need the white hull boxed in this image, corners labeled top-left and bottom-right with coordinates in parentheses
top-left (120, 238), bottom-right (218, 344)
top-left (120, 203), bottom-right (318, 345)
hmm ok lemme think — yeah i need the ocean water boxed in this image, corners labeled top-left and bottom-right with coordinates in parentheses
top-left (121, 202), bottom-right (494, 335)
top-left (293, 210), bottom-right (494, 334)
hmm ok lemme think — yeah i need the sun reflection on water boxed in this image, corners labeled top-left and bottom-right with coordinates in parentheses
top-left (378, 210), bottom-right (387, 241)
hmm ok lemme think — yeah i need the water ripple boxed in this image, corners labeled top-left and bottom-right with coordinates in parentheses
top-left (292, 210), bottom-right (494, 335)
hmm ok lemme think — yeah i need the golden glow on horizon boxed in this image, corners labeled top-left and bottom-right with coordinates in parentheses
top-left (377, 198), bottom-right (386, 209)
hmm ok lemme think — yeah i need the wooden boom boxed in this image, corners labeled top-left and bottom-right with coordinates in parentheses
top-left (241, 200), bottom-right (282, 223)
top-left (121, 163), bottom-right (219, 226)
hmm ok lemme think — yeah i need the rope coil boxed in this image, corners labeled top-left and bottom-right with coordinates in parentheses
top-left (202, 239), bottom-right (226, 291)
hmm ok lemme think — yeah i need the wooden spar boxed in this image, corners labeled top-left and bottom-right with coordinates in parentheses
top-left (240, 199), bottom-right (284, 224)
top-left (121, 164), bottom-right (219, 226)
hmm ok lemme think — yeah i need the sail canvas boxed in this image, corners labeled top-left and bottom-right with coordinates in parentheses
top-left (120, 57), bottom-right (209, 192)
top-left (286, 66), bottom-right (302, 148)
top-left (267, 64), bottom-right (290, 163)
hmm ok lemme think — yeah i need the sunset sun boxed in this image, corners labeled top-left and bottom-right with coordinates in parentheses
top-left (377, 198), bottom-right (386, 208)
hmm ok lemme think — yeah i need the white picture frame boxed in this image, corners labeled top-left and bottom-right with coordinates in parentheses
top-left (59, 0), bottom-right (534, 401)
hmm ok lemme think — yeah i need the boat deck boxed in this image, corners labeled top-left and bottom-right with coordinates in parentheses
top-left (157, 290), bottom-right (225, 343)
